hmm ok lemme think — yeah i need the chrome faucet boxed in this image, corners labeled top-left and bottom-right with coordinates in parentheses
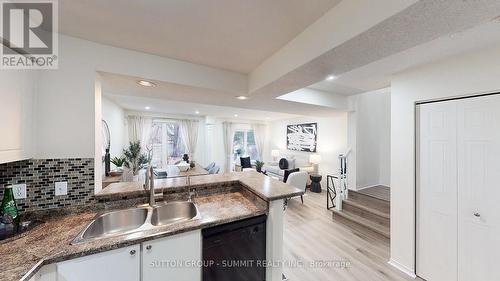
top-left (186, 175), bottom-right (196, 202)
top-left (144, 166), bottom-right (156, 207)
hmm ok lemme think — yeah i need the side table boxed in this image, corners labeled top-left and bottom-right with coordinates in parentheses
top-left (310, 174), bottom-right (322, 193)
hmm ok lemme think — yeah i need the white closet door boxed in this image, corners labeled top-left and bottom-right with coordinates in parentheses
top-left (417, 101), bottom-right (458, 281)
top-left (456, 95), bottom-right (500, 281)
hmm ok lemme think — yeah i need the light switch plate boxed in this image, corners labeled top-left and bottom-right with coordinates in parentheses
top-left (55, 181), bottom-right (68, 196)
top-left (12, 184), bottom-right (27, 199)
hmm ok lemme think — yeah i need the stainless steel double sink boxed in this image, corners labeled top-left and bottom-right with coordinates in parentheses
top-left (71, 201), bottom-right (199, 244)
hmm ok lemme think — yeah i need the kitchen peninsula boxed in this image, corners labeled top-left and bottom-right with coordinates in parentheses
top-left (1, 172), bottom-right (302, 281)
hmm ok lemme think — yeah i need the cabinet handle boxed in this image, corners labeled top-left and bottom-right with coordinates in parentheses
top-left (474, 212), bottom-right (481, 217)
top-left (146, 245), bottom-right (152, 250)
top-left (130, 249), bottom-right (136, 256)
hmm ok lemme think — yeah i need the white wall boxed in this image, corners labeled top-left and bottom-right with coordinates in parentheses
top-left (349, 89), bottom-right (391, 189)
top-left (390, 44), bottom-right (500, 274)
top-left (101, 97), bottom-right (127, 164)
top-left (35, 34), bottom-right (247, 159)
top-left (264, 114), bottom-right (348, 184)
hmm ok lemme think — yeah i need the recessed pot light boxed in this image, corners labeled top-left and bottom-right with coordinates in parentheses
top-left (325, 75), bottom-right (336, 81)
top-left (234, 114), bottom-right (238, 117)
top-left (235, 95), bottom-right (249, 100)
top-left (137, 80), bottom-right (156, 87)
top-left (195, 111), bottom-right (200, 114)
top-left (145, 106), bottom-right (151, 110)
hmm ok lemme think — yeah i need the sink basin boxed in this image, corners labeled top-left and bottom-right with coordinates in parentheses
top-left (72, 208), bottom-right (148, 244)
top-left (151, 201), bottom-right (198, 226)
top-left (72, 201), bottom-right (200, 244)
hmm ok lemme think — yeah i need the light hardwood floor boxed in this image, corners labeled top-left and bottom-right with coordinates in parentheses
top-left (283, 191), bottom-right (420, 281)
top-left (357, 185), bottom-right (391, 202)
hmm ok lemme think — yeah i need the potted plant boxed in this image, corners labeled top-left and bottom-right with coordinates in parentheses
top-left (190, 161), bottom-right (196, 169)
top-left (123, 141), bottom-right (150, 180)
top-left (111, 156), bottom-right (125, 169)
top-left (255, 160), bottom-right (264, 173)
top-left (109, 156), bottom-right (125, 176)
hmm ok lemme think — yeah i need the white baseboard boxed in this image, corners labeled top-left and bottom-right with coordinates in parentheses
top-left (355, 184), bottom-right (389, 191)
top-left (388, 259), bottom-right (416, 279)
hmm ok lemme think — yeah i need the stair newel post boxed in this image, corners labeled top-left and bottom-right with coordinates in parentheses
top-left (335, 150), bottom-right (351, 211)
top-left (336, 154), bottom-right (344, 211)
top-left (342, 154), bottom-right (349, 200)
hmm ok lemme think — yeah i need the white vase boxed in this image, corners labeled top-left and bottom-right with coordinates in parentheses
top-left (121, 168), bottom-right (134, 181)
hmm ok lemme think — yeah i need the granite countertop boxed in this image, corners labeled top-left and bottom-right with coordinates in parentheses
top-left (1, 190), bottom-right (268, 281)
top-left (98, 171), bottom-right (304, 201)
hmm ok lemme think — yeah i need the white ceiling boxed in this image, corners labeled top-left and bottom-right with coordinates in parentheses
top-left (82, 1), bottom-right (500, 116)
top-left (307, 81), bottom-right (364, 96)
top-left (100, 16), bottom-right (500, 117)
top-left (250, 0), bottom-right (500, 99)
top-left (104, 93), bottom-right (299, 122)
top-left (59, 0), bottom-right (341, 73)
top-left (99, 71), bottom-right (349, 117)
top-left (305, 19), bottom-right (500, 96)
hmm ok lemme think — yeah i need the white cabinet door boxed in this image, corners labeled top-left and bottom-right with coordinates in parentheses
top-left (0, 71), bottom-right (34, 163)
top-left (418, 94), bottom-right (500, 281)
top-left (417, 101), bottom-right (458, 281)
top-left (456, 95), bottom-right (500, 281)
top-left (57, 245), bottom-right (140, 281)
top-left (142, 230), bottom-right (202, 281)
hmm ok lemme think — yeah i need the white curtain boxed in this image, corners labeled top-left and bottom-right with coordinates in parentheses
top-left (222, 122), bottom-right (234, 172)
top-left (179, 119), bottom-right (200, 160)
top-left (127, 116), bottom-right (153, 152)
top-left (252, 123), bottom-right (267, 161)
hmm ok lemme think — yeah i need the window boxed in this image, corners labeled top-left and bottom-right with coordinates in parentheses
top-left (150, 121), bottom-right (186, 168)
top-left (232, 130), bottom-right (259, 162)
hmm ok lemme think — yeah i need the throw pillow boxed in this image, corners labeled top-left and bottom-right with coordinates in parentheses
top-left (283, 168), bottom-right (300, 183)
top-left (240, 157), bottom-right (252, 168)
top-left (279, 158), bottom-right (289, 170)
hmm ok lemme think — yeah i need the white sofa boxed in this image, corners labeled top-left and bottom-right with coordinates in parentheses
top-left (263, 155), bottom-right (314, 182)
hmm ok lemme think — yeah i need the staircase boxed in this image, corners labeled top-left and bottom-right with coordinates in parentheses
top-left (331, 187), bottom-right (390, 239)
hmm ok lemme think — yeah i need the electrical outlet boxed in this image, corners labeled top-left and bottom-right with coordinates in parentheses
top-left (55, 182), bottom-right (68, 196)
top-left (12, 184), bottom-right (27, 199)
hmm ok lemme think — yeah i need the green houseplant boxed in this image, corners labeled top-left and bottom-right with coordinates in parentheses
top-left (110, 156), bottom-right (125, 168)
top-left (255, 160), bottom-right (264, 173)
top-left (123, 141), bottom-right (150, 175)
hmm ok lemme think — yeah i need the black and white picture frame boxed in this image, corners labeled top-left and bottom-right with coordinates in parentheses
top-left (287, 123), bottom-right (317, 152)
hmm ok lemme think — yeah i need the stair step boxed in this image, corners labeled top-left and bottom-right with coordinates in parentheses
top-left (332, 208), bottom-right (390, 239)
top-left (342, 199), bottom-right (390, 228)
top-left (348, 190), bottom-right (390, 214)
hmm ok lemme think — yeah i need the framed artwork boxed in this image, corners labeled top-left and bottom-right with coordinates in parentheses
top-left (287, 123), bottom-right (317, 152)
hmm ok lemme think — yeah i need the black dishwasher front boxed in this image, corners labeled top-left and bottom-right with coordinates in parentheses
top-left (202, 215), bottom-right (267, 281)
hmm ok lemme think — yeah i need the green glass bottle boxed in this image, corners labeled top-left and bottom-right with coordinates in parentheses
top-left (1, 186), bottom-right (18, 224)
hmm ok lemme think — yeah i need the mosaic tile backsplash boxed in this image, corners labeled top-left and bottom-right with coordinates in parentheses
top-left (0, 158), bottom-right (95, 212)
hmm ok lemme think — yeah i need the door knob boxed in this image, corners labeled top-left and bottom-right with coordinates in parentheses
top-left (130, 249), bottom-right (136, 255)
top-left (146, 245), bottom-right (152, 250)
top-left (474, 212), bottom-right (481, 217)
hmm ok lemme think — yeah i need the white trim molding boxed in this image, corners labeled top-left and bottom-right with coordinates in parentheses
top-left (355, 184), bottom-right (390, 191)
top-left (388, 259), bottom-right (416, 279)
